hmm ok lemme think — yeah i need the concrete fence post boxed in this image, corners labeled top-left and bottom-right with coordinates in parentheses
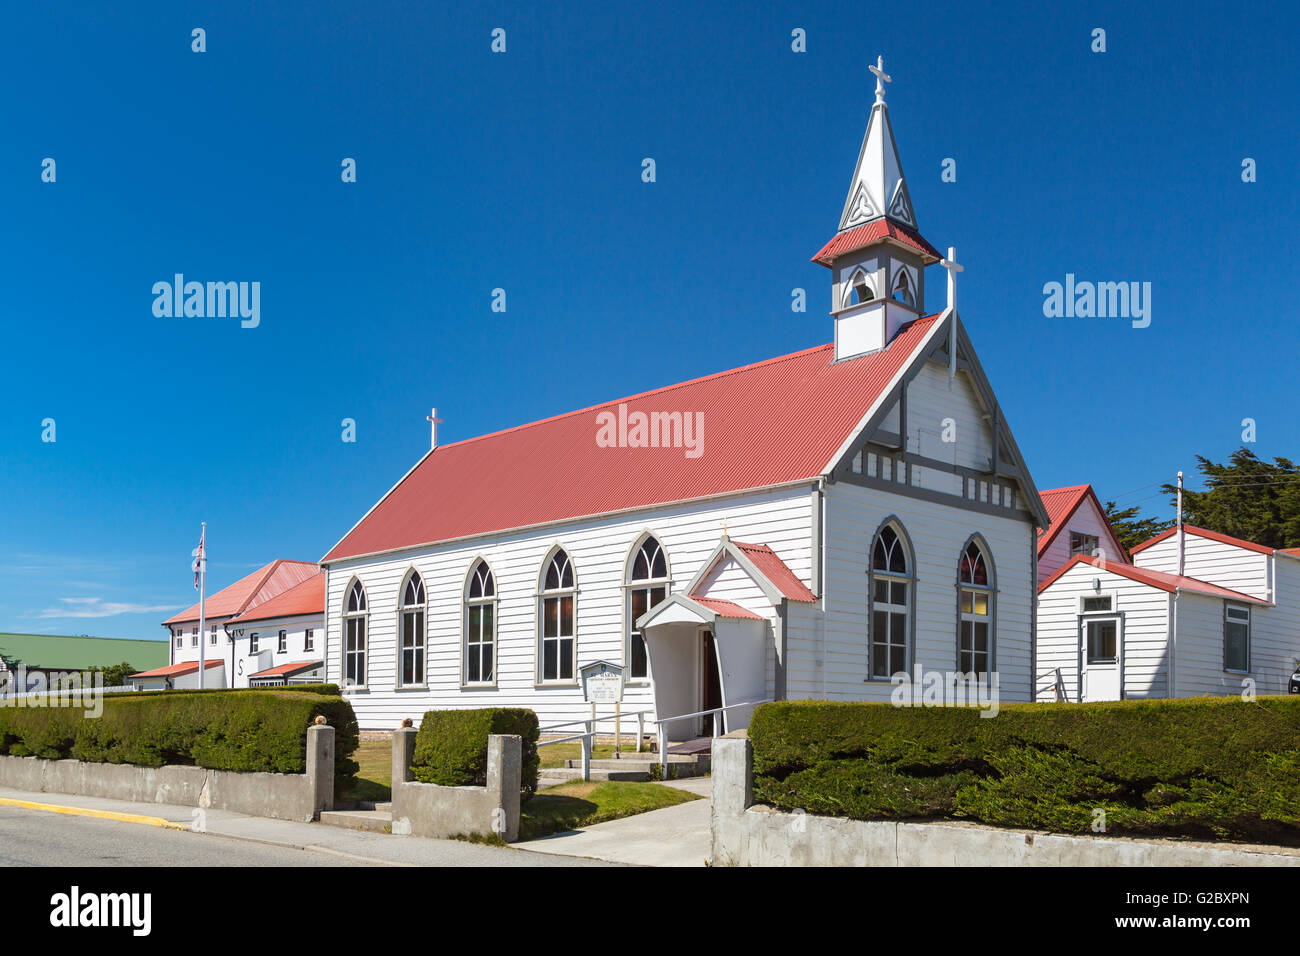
top-left (486, 734), bottom-right (522, 842)
top-left (306, 723), bottom-right (335, 818)
top-left (392, 726), bottom-right (418, 790)
top-left (711, 731), bottom-right (752, 866)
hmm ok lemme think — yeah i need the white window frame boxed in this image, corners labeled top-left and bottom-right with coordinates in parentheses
top-left (304, 628), bottom-right (314, 652)
top-left (463, 560), bottom-right (497, 687)
top-left (250, 631), bottom-right (260, 654)
top-left (957, 538), bottom-right (996, 676)
top-left (625, 534), bottom-right (669, 684)
top-left (277, 629), bottom-right (287, 653)
top-left (1077, 591), bottom-right (1118, 614)
top-left (397, 570), bottom-right (426, 688)
top-left (867, 521), bottom-right (912, 680)
top-left (537, 548), bottom-right (577, 685)
top-left (343, 579), bottom-right (368, 689)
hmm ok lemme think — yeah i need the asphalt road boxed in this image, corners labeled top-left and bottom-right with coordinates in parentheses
top-left (0, 806), bottom-right (606, 867)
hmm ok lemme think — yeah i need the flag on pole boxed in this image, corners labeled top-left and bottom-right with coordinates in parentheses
top-left (192, 527), bottom-right (206, 589)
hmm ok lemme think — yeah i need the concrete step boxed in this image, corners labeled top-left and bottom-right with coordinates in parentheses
top-left (319, 809), bottom-right (393, 833)
top-left (563, 755), bottom-right (710, 778)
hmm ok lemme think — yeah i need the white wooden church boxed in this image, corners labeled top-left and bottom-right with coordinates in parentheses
top-left (319, 59), bottom-right (1052, 734)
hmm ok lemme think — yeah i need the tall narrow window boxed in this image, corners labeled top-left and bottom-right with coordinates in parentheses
top-left (1224, 604), bottom-right (1250, 673)
top-left (627, 536), bottom-right (669, 680)
top-left (343, 580), bottom-right (367, 687)
top-left (250, 632), bottom-right (260, 653)
top-left (539, 549), bottom-right (576, 683)
top-left (399, 571), bottom-right (425, 686)
top-left (191, 626), bottom-right (198, 647)
top-left (958, 539), bottom-right (995, 675)
top-left (869, 523), bottom-right (910, 678)
top-left (304, 628), bottom-right (314, 652)
top-left (277, 629), bottom-right (287, 653)
top-left (465, 561), bottom-right (496, 685)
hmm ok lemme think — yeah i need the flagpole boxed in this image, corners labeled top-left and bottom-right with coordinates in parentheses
top-left (197, 522), bottom-right (207, 690)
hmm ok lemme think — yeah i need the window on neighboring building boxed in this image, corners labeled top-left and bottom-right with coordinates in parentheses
top-left (399, 571), bottom-right (426, 686)
top-left (1081, 595), bottom-right (1113, 613)
top-left (539, 549), bottom-right (576, 683)
top-left (277, 630), bottom-right (287, 653)
top-left (1225, 604), bottom-right (1251, 673)
top-left (174, 630), bottom-right (182, 649)
top-left (191, 626), bottom-right (198, 647)
top-left (210, 628), bottom-right (218, 646)
top-left (1070, 532), bottom-right (1100, 557)
top-left (250, 632), bottom-right (260, 653)
top-left (465, 561), bottom-right (496, 684)
top-left (304, 628), bottom-right (314, 652)
top-left (958, 538), bottom-right (995, 675)
top-left (869, 523), bottom-right (911, 678)
top-left (627, 536), bottom-right (668, 681)
top-left (344, 580), bottom-right (367, 687)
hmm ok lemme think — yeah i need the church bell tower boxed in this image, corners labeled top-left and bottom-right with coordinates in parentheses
top-left (812, 56), bottom-right (942, 360)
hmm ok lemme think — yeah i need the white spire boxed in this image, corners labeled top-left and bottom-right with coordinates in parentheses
top-left (838, 55), bottom-right (917, 233)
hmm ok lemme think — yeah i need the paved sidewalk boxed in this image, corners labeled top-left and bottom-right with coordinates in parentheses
top-left (0, 786), bottom-right (613, 867)
top-left (515, 776), bottom-right (713, 867)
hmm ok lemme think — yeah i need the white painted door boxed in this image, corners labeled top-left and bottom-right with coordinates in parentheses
top-left (1081, 618), bottom-right (1121, 701)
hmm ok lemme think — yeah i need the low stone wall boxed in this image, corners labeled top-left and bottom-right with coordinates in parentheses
top-left (390, 729), bottom-right (522, 841)
top-left (711, 732), bottom-right (1300, 867)
top-left (0, 725), bottom-right (335, 823)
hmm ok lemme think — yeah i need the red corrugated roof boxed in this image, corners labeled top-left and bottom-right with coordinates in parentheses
top-left (690, 597), bottom-right (764, 620)
top-left (250, 660), bottom-right (323, 679)
top-left (730, 541), bottom-right (817, 602)
top-left (1039, 554), bottom-right (1272, 605)
top-left (163, 560), bottom-right (318, 626)
top-left (1130, 524), bottom-right (1276, 557)
top-left (1035, 484), bottom-right (1127, 561)
top-left (323, 315), bottom-right (945, 563)
top-left (811, 218), bottom-right (942, 266)
top-left (130, 659), bottom-right (225, 679)
top-left (229, 573), bottom-right (325, 625)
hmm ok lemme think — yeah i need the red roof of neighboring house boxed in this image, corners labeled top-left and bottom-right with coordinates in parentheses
top-left (229, 573), bottom-right (325, 625)
top-left (130, 659), bottom-right (225, 679)
top-left (811, 218), bottom-right (943, 266)
top-left (249, 660), bottom-right (323, 679)
top-left (1130, 524), bottom-right (1276, 557)
top-left (1035, 484), bottom-right (1127, 561)
top-left (164, 560), bottom-right (318, 626)
top-left (689, 597), bottom-right (764, 620)
top-left (730, 541), bottom-right (818, 602)
top-left (324, 315), bottom-right (946, 562)
top-left (1039, 554), bottom-right (1272, 605)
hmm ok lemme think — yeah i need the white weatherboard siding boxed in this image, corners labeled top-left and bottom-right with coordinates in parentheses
top-left (1134, 534), bottom-right (1271, 601)
top-left (1038, 495), bottom-right (1126, 579)
top-left (1035, 564), bottom-right (1172, 701)
top-left (323, 486), bottom-right (814, 731)
top-left (905, 361), bottom-right (992, 472)
top-left (803, 481), bottom-right (1036, 702)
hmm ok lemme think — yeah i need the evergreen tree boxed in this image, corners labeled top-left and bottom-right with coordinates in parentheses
top-left (1102, 500), bottom-right (1173, 554)
top-left (1157, 448), bottom-right (1300, 549)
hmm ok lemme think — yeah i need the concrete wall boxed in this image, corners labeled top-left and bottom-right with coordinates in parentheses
top-left (0, 725), bottom-right (334, 823)
top-left (711, 732), bottom-right (1300, 867)
top-left (389, 729), bottom-right (522, 842)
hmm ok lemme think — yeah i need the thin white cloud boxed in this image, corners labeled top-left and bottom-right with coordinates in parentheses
top-left (34, 598), bottom-right (180, 619)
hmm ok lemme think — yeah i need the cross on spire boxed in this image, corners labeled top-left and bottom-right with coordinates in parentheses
top-left (870, 55), bottom-right (891, 106)
top-left (426, 407), bottom-right (444, 450)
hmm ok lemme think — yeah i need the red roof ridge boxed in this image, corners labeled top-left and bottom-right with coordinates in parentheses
top-left (1130, 524), bottom-right (1276, 557)
top-left (1034, 484), bottom-right (1127, 561)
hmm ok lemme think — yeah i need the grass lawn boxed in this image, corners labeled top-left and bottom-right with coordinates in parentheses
top-left (538, 741), bottom-right (650, 768)
top-left (519, 781), bottom-right (701, 841)
top-left (338, 738), bottom-right (392, 803)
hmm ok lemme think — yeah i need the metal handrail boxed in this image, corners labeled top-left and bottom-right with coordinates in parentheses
top-left (653, 699), bottom-right (769, 779)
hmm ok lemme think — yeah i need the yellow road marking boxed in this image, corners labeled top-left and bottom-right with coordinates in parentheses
top-left (0, 796), bottom-right (192, 830)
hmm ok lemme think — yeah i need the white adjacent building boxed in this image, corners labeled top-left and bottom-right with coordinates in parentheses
top-left (1036, 484), bottom-right (1128, 579)
top-left (134, 559), bottom-right (324, 689)
top-left (319, 60), bottom-right (1052, 733)
top-left (1037, 523), bottom-right (1300, 701)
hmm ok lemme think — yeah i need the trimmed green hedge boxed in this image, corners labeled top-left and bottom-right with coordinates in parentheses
top-left (411, 708), bottom-right (540, 797)
top-left (749, 697), bottom-right (1300, 844)
top-left (0, 689), bottom-right (359, 784)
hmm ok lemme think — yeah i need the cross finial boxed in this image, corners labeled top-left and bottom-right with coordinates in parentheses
top-left (870, 55), bottom-right (892, 106)
top-left (426, 407), bottom-right (444, 450)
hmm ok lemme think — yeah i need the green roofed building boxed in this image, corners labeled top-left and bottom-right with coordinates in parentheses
top-left (0, 632), bottom-right (169, 692)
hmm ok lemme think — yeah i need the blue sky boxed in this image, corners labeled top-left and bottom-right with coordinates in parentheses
top-left (2, 0), bottom-right (1296, 640)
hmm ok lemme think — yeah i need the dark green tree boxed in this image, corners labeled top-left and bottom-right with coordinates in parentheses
top-left (1157, 448), bottom-right (1300, 549)
top-left (88, 661), bottom-right (139, 687)
top-left (1102, 501), bottom-right (1173, 554)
